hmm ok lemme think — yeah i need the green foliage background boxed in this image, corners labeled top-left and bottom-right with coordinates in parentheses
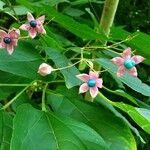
top-left (0, 0), bottom-right (150, 150)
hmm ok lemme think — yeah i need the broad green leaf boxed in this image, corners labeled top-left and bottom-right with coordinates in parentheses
top-left (0, 40), bottom-right (42, 79)
top-left (46, 87), bottom-right (137, 150)
top-left (45, 47), bottom-right (81, 88)
top-left (10, 104), bottom-right (109, 150)
top-left (0, 111), bottom-right (13, 150)
top-left (96, 58), bottom-right (150, 96)
top-left (40, 26), bottom-right (74, 51)
top-left (98, 92), bottom-right (150, 134)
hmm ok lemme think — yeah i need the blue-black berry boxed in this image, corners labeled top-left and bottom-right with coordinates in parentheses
top-left (30, 20), bottom-right (37, 28)
top-left (3, 37), bottom-right (11, 44)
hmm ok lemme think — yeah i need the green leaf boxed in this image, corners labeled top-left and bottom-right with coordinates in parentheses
top-left (95, 94), bottom-right (145, 143)
top-left (112, 102), bottom-right (150, 134)
top-left (45, 47), bottom-right (81, 88)
top-left (40, 34), bottom-right (64, 52)
top-left (4, 6), bottom-right (30, 16)
top-left (0, 40), bottom-right (42, 79)
top-left (46, 87), bottom-right (137, 150)
top-left (0, 1), bottom-right (5, 10)
top-left (110, 26), bottom-right (130, 40)
top-left (0, 111), bottom-right (13, 150)
top-left (98, 92), bottom-right (150, 134)
top-left (43, 6), bottom-right (106, 40)
top-left (96, 58), bottom-right (150, 96)
top-left (10, 104), bottom-right (109, 150)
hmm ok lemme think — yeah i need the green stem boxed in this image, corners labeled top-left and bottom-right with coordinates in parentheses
top-left (103, 86), bottom-right (116, 93)
top-left (0, 84), bottom-right (29, 87)
top-left (19, 36), bottom-right (30, 39)
top-left (0, 26), bottom-right (8, 31)
top-left (2, 84), bottom-right (31, 110)
top-left (100, 0), bottom-right (120, 37)
top-left (42, 83), bottom-right (48, 112)
top-left (53, 60), bottom-right (81, 71)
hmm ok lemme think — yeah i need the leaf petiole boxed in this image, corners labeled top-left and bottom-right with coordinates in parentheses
top-left (0, 84), bottom-right (29, 87)
top-left (42, 83), bottom-right (48, 112)
top-left (2, 82), bottom-right (34, 110)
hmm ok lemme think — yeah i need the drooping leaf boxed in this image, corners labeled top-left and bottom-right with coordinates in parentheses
top-left (98, 92), bottom-right (150, 134)
top-left (10, 104), bottom-right (109, 150)
top-left (95, 94), bottom-right (145, 143)
top-left (113, 102), bottom-right (150, 134)
top-left (96, 58), bottom-right (150, 96)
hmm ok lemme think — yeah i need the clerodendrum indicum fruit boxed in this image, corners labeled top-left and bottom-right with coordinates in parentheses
top-left (20, 12), bottom-right (46, 39)
top-left (0, 28), bottom-right (20, 55)
top-left (111, 47), bottom-right (145, 77)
